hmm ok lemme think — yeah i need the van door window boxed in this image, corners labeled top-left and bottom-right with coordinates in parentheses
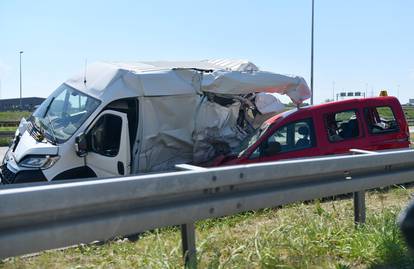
top-left (250, 119), bottom-right (315, 158)
top-left (325, 110), bottom-right (359, 142)
top-left (364, 106), bottom-right (399, 134)
top-left (88, 114), bottom-right (122, 157)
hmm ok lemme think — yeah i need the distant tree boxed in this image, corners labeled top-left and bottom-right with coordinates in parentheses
top-left (286, 102), bottom-right (309, 108)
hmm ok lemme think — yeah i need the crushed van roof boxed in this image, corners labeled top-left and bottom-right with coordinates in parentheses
top-left (64, 59), bottom-right (311, 105)
top-left (110, 59), bottom-right (259, 72)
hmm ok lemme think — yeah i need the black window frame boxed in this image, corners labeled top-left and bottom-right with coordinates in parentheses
top-left (364, 105), bottom-right (400, 135)
top-left (324, 109), bottom-right (362, 143)
top-left (87, 113), bottom-right (123, 157)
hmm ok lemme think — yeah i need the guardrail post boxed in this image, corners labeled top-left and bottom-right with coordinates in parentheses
top-left (349, 149), bottom-right (372, 226)
top-left (353, 190), bottom-right (366, 225)
top-left (181, 223), bottom-right (197, 268)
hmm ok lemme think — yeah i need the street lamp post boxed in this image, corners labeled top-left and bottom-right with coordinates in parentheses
top-left (310, 0), bottom-right (314, 105)
top-left (19, 51), bottom-right (24, 110)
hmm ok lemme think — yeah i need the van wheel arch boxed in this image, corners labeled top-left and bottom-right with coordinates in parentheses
top-left (52, 166), bottom-right (97, 181)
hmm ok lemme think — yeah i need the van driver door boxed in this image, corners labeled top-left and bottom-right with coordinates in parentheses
top-left (85, 110), bottom-right (131, 177)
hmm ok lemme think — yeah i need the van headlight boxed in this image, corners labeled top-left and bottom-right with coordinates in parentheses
top-left (19, 155), bottom-right (60, 169)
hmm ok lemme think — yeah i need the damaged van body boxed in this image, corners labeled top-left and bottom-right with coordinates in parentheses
top-left (1, 59), bottom-right (310, 183)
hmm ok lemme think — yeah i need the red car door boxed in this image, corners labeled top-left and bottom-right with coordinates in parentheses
top-left (315, 106), bottom-right (370, 155)
top-left (241, 117), bottom-right (322, 164)
top-left (362, 102), bottom-right (410, 150)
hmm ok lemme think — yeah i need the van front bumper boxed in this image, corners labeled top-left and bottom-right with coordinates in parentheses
top-left (0, 163), bottom-right (47, 184)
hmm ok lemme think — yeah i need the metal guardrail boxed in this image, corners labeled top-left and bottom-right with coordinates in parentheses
top-left (0, 121), bottom-right (18, 140)
top-left (0, 131), bottom-right (15, 139)
top-left (2, 149), bottom-right (414, 267)
top-left (0, 121), bottom-right (19, 127)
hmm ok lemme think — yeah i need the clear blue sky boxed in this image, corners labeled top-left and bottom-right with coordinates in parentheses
top-left (1, 0), bottom-right (413, 103)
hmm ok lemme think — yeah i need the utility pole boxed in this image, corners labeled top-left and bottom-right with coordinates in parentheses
top-left (310, 0), bottom-right (315, 105)
top-left (19, 51), bottom-right (24, 110)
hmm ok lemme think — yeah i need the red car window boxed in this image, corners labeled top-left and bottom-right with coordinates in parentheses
top-left (324, 110), bottom-right (360, 142)
top-left (364, 106), bottom-right (399, 134)
top-left (249, 118), bottom-right (315, 159)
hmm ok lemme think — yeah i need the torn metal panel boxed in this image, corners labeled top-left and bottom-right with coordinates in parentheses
top-left (202, 71), bottom-right (310, 104)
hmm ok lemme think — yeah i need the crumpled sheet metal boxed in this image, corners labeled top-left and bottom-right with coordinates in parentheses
top-left (192, 101), bottom-right (243, 163)
top-left (202, 71), bottom-right (310, 104)
top-left (134, 95), bottom-right (196, 172)
top-left (255, 92), bottom-right (286, 114)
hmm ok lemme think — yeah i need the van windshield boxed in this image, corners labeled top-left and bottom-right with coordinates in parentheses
top-left (30, 84), bottom-right (101, 144)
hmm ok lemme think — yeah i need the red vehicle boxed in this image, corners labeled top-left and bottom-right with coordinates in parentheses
top-left (212, 96), bottom-right (410, 166)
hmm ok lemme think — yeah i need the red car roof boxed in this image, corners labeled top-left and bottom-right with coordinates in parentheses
top-left (303, 96), bottom-right (398, 112)
top-left (266, 96), bottom-right (400, 124)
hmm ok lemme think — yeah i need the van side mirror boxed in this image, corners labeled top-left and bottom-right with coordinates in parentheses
top-left (75, 132), bottom-right (88, 157)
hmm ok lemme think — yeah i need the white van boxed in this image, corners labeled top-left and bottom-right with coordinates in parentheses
top-left (0, 60), bottom-right (310, 183)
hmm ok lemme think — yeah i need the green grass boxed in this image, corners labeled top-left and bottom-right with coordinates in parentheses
top-left (0, 111), bottom-right (30, 146)
top-left (403, 106), bottom-right (414, 120)
top-left (0, 138), bottom-right (12, 147)
top-left (0, 111), bottom-right (31, 122)
top-left (377, 106), bottom-right (414, 121)
top-left (0, 126), bottom-right (17, 147)
top-left (2, 187), bottom-right (414, 268)
top-left (0, 127), bottom-right (18, 132)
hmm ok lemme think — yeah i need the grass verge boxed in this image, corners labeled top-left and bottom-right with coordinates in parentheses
top-left (0, 127), bottom-right (18, 132)
top-left (1, 187), bottom-right (414, 268)
top-left (403, 106), bottom-right (414, 120)
top-left (0, 138), bottom-right (11, 147)
top-left (0, 111), bottom-right (30, 146)
top-left (0, 111), bottom-right (31, 122)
